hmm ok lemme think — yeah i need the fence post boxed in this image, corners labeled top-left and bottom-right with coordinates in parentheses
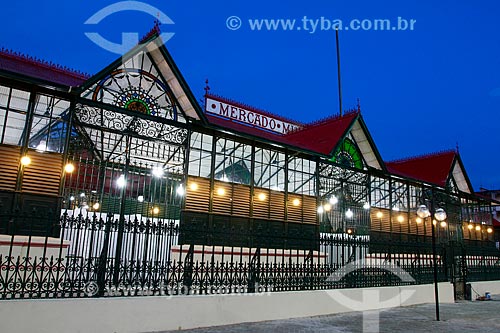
top-left (248, 248), bottom-right (261, 293)
top-left (308, 249), bottom-right (314, 290)
top-left (182, 244), bottom-right (194, 294)
top-left (96, 213), bottom-right (113, 297)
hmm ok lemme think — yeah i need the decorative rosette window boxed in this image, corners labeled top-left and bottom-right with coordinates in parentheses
top-left (330, 137), bottom-right (364, 170)
top-left (81, 50), bottom-right (185, 123)
top-left (92, 68), bottom-right (177, 120)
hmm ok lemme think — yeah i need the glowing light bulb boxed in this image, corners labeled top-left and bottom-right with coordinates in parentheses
top-left (20, 156), bottom-right (31, 166)
top-left (116, 175), bottom-right (126, 188)
top-left (176, 184), bottom-right (185, 196)
top-left (64, 163), bottom-right (75, 173)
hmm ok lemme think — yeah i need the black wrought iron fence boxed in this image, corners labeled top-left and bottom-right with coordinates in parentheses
top-left (0, 211), bottom-right (498, 300)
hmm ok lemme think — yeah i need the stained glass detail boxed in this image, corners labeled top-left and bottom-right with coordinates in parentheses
top-left (330, 137), bottom-right (364, 169)
top-left (82, 51), bottom-right (185, 123)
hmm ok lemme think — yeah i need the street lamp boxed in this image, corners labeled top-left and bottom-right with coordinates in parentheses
top-left (416, 203), bottom-right (446, 321)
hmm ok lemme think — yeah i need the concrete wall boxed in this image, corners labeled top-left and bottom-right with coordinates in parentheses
top-left (0, 283), bottom-right (454, 333)
top-left (469, 280), bottom-right (500, 300)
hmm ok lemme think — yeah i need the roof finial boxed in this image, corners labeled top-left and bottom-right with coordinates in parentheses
top-left (456, 142), bottom-right (460, 154)
top-left (357, 98), bottom-right (361, 112)
top-left (155, 12), bottom-right (161, 26)
top-left (204, 79), bottom-right (210, 96)
top-left (139, 17), bottom-right (163, 43)
top-left (153, 13), bottom-right (162, 33)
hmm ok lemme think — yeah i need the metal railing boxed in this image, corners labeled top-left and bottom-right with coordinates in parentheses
top-left (0, 212), bottom-right (498, 299)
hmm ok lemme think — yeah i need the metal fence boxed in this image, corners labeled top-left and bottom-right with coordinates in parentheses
top-left (0, 211), bottom-right (499, 300)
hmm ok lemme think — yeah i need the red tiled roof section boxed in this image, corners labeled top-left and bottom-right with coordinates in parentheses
top-left (139, 21), bottom-right (162, 44)
top-left (0, 48), bottom-right (89, 87)
top-left (386, 151), bottom-right (456, 186)
top-left (284, 111), bottom-right (358, 155)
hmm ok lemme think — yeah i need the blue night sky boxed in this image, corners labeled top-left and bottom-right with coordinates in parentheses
top-left (1, 1), bottom-right (499, 190)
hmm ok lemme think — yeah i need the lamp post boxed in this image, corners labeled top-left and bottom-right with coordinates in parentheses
top-left (417, 203), bottom-right (447, 321)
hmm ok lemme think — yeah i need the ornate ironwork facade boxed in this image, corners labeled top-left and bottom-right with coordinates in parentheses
top-left (0, 32), bottom-right (498, 300)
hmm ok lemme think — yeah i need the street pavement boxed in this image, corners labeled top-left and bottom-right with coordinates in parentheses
top-left (160, 297), bottom-right (500, 333)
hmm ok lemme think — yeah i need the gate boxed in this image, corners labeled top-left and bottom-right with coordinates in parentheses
top-left (443, 241), bottom-right (500, 300)
top-left (442, 242), bottom-right (467, 300)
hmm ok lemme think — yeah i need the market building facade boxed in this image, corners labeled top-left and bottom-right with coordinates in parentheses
top-left (0, 29), bottom-right (497, 299)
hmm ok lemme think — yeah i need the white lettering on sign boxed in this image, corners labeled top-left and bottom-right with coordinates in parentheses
top-left (205, 97), bottom-right (301, 135)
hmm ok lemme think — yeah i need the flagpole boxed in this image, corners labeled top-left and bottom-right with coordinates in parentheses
top-left (335, 28), bottom-right (343, 116)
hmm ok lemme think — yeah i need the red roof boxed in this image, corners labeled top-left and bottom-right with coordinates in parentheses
top-left (0, 48), bottom-right (89, 87)
top-left (386, 151), bottom-right (456, 186)
top-left (205, 94), bottom-right (358, 156)
top-left (0, 24), bottom-right (167, 88)
top-left (284, 112), bottom-right (358, 155)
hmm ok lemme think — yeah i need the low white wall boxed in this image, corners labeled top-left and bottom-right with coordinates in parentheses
top-left (0, 235), bottom-right (70, 259)
top-left (469, 280), bottom-right (500, 300)
top-left (0, 283), bottom-right (454, 333)
top-left (0, 235), bottom-right (70, 290)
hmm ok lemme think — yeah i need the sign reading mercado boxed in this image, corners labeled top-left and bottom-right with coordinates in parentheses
top-left (205, 96), bottom-right (302, 135)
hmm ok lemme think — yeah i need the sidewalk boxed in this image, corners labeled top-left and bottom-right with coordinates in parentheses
top-left (160, 297), bottom-right (500, 333)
